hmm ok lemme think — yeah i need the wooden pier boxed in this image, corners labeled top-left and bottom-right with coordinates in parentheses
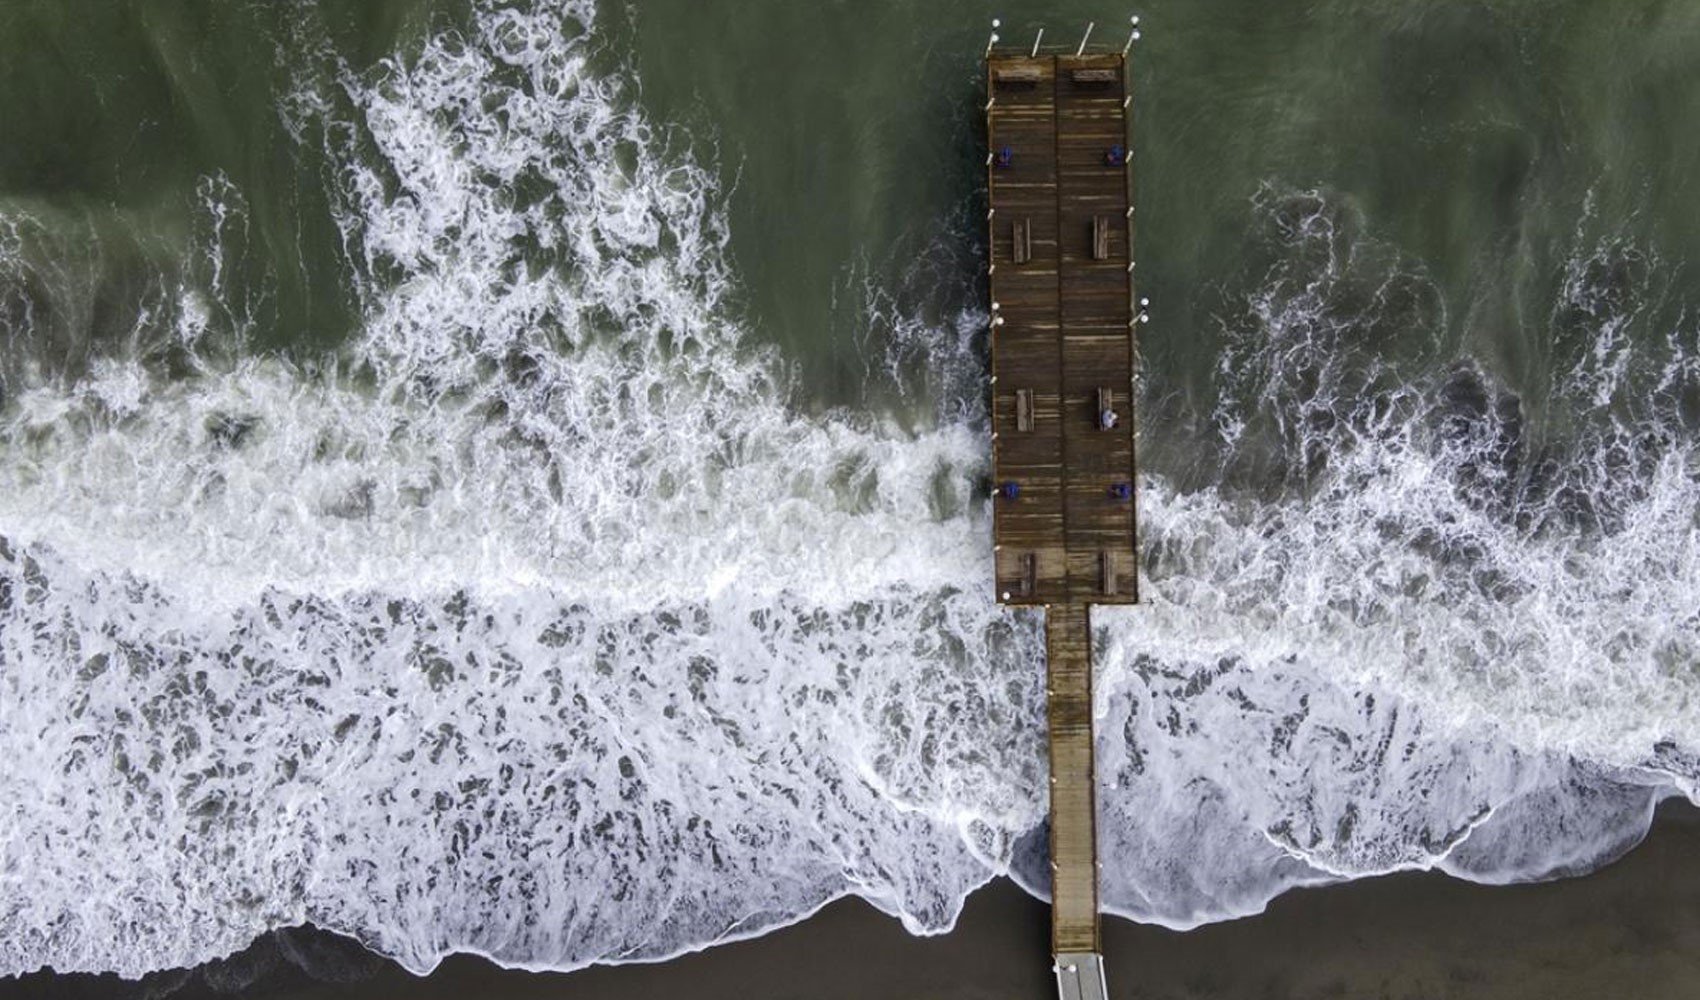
top-left (985, 38), bottom-right (1138, 1000)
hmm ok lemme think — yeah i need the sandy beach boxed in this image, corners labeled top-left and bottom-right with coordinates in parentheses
top-left (6, 800), bottom-right (1695, 1000)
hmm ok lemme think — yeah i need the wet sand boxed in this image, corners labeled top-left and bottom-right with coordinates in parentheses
top-left (7, 801), bottom-right (1698, 1000)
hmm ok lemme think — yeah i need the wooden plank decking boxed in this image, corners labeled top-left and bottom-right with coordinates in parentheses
top-left (989, 53), bottom-right (1137, 607)
top-left (985, 49), bottom-right (1138, 981)
top-left (1046, 602), bottom-right (1100, 954)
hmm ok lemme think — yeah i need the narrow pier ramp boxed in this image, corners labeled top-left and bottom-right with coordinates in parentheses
top-left (985, 29), bottom-right (1138, 1000)
top-left (1046, 603), bottom-right (1103, 988)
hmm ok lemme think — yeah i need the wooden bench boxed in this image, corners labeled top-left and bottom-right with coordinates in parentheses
top-left (996, 66), bottom-right (1043, 87)
top-left (1100, 550), bottom-right (1119, 596)
top-left (1016, 389), bottom-right (1035, 432)
top-left (1013, 217), bottom-right (1032, 264)
top-left (1071, 68), bottom-right (1118, 86)
top-left (1091, 215), bottom-right (1111, 260)
top-left (1001, 551), bottom-right (1038, 598)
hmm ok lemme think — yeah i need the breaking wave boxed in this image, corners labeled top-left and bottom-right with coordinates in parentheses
top-left (0, 0), bottom-right (1696, 980)
top-left (1092, 190), bottom-right (1700, 925)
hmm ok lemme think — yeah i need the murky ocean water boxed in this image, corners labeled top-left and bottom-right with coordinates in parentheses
top-left (4, 0), bottom-right (1700, 980)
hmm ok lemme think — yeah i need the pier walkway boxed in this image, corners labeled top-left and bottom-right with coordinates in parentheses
top-left (985, 39), bottom-right (1138, 1000)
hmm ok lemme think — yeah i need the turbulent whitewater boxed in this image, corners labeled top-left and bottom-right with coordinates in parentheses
top-left (2, 0), bottom-right (1698, 979)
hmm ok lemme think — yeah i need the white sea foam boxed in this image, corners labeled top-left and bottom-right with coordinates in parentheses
top-left (0, 0), bottom-right (1698, 981)
top-left (1092, 192), bottom-right (1700, 926)
top-left (0, 0), bottom-right (1034, 977)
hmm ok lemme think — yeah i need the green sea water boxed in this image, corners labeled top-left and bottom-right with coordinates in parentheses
top-left (7, 0), bottom-right (1699, 420)
top-left (628, 0), bottom-right (1700, 431)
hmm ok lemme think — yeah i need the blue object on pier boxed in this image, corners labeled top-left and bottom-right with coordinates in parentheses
top-left (1105, 143), bottom-right (1126, 166)
top-left (996, 145), bottom-right (1014, 168)
top-left (1000, 481), bottom-right (1021, 500)
top-left (1108, 482), bottom-right (1132, 500)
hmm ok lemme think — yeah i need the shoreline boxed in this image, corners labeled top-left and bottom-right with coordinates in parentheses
top-left (6, 799), bottom-right (1698, 999)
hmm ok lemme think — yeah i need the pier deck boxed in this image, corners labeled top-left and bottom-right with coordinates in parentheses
top-left (988, 51), bottom-right (1136, 609)
top-left (985, 45), bottom-right (1137, 1000)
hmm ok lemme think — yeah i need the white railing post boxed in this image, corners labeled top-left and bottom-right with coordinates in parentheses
top-left (1122, 15), bottom-right (1141, 56)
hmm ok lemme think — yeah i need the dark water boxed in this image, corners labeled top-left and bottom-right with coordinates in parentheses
top-left (3, 0), bottom-right (1700, 986)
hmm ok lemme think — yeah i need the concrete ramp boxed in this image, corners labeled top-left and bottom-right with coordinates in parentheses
top-left (1056, 952), bottom-right (1111, 1000)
